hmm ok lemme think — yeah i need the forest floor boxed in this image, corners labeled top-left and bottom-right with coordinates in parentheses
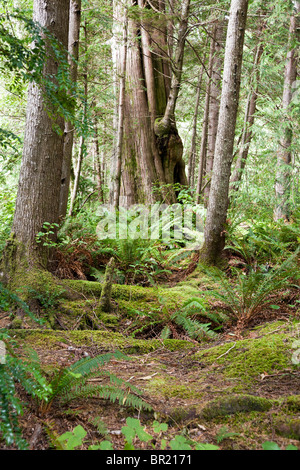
top-left (1, 269), bottom-right (300, 451)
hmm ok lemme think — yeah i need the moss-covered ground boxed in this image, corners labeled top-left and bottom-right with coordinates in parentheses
top-left (1, 277), bottom-right (300, 450)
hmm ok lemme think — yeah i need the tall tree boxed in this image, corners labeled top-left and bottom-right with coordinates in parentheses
top-left (200, 0), bottom-right (249, 265)
top-left (187, 59), bottom-right (206, 190)
top-left (274, 1), bottom-right (300, 221)
top-left (59, 0), bottom-right (82, 220)
top-left (203, 20), bottom-right (224, 206)
top-left (230, 21), bottom-right (264, 189)
top-left (68, 18), bottom-right (88, 217)
top-left (1, 0), bottom-right (70, 286)
top-left (110, 0), bottom-right (189, 207)
top-left (110, 5), bottom-right (128, 209)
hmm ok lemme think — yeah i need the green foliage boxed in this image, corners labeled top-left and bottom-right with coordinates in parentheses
top-left (37, 350), bottom-right (151, 415)
top-left (54, 419), bottom-right (220, 451)
top-left (0, 317), bottom-right (49, 449)
top-left (36, 222), bottom-right (60, 248)
top-left (126, 295), bottom-right (221, 341)
top-left (226, 217), bottom-right (300, 267)
top-left (24, 285), bottom-right (65, 310)
top-left (215, 426), bottom-right (240, 444)
top-left (56, 425), bottom-right (87, 450)
top-left (204, 251), bottom-right (299, 326)
top-left (0, 188), bottom-right (16, 253)
top-left (262, 441), bottom-right (298, 451)
top-left (0, 281), bottom-right (44, 325)
top-left (0, 347), bottom-right (51, 449)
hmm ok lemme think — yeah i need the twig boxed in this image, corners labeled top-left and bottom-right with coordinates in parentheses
top-left (215, 342), bottom-right (236, 361)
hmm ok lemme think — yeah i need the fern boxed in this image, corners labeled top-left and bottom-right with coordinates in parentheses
top-left (127, 296), bottom-right (219, 341)
top-left (204, 250), bottom-right (300, 326)
top-left (172, 311), bottom-right (217, 340)
top-left (0, 281), bottom-right (45, 325)
top-left (0, 286), bottom-right (50, 449)
top-left (0, 337), bottom-right (52, 449)
top-left (39, 350), bottom-right (151, 414)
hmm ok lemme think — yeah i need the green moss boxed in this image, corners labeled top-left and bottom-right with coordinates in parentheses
top-left (194, 333), bottom-right (294, 388)
top-left (285, 395), bottom-right (300, 412)
top-left (200, 395), bottom-right (273, 420)
top-left (97, 311), bottom-right (119, 326)
top-left (59, 279), bottom-right (102, 298)
top-left (11, 329), bottom-right (196, 354)
top-left (145, 375), bottom-right (203, 400)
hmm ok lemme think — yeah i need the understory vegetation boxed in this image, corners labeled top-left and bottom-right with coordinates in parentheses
top-left (1, 0), bottom-right (300, 452)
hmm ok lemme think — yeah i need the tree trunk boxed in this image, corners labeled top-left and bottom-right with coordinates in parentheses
top-left (203, 21), bottom-right (224, 206)
top-left (93, 117), bottom-right (104, 203)
top-left (59, 0), bottom-right (82, 220)
top-left (196, 28), bottom-right (217, 204)
top-left (200, 0), bottom-right (249, 266)
top-left (68, 19), bottom-right (88, 217)
top-left (1, 0), bottom-right (70, 292)
top-left (110, 0), bottom-right (189, 207)
top-left (187, 60), bottom-right (205, 189)
top-left (230, 38), bottom-right (264, 188)
top-left (111, 8), bottom-right (128, 209)
top-left (274, 2), bottom-right (299, 222)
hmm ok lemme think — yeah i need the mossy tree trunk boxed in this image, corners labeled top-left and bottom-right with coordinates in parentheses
top-left (110, 0), bottom-right (189, 207)
top-left (1, 0), bottom-right (70, 289)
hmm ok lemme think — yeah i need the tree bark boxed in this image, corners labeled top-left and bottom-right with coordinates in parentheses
top-left (5, 0), bottom-right (69, 274)
top-left (59, 0), bottom-right (82, 220)
top-left (230, 37), bottom-right (264, 188)
top-left (110, 0), bottom-right (189, 207)
top-left (196, 28), bottom-right (217, 204)
top-left (112, 8), bottom-right (128, 209)
top-left (274, 2), bottom-right (299, 222)
top-left (68, 19), bottom-right (88, 217)
top-left (200, 0), bottom-right (249, 265)
top-left (203, 21), bottom-right (224, 206)
top-left (187, 63), bottom-right (205, 189)
top-left (93, 117), bottom-right (104, 203)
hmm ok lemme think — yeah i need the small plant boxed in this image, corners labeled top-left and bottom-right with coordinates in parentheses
top-left (54, 419), bottom-right (220, 450)
top-left (33, 350), bottom-right (151, 415)
top-left (215, 426), bottom-right (240, 444)
top-left (204, 251), bottom-right (299, 328)
top-left (126, 296), bottom-right (221, 341)
top-left (24, 285), bottom-right (65, 310)
top-left (0, 285), bottom-right (49, 449)
top-left (262, 441), bottom-right (298, 450)
top-left (36, 222), bottom-right (60, 248)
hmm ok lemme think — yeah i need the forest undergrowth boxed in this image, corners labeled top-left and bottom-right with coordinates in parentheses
top-left (1, 206), bottom-right (300, 451)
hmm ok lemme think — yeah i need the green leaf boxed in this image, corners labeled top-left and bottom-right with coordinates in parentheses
top-left (122, 417), bottom-right (152, 444)
top-left (57, 425), bottom-right (87, 450)
top-left (194, 443), bottom-right (220, 450)
top-left (169, 435), bottom-right (192, 450)
top-left (262, 441), bottom-right (281, 450)
top-left (94, 441), bottom-right (114, 450)
top-left (153, 421), bottom-right (168, 433)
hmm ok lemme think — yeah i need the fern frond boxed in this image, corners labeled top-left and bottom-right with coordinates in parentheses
top-left (49, 351), bottom-right (128, 398)
top-left (172, 311), bottom-right (217, 340)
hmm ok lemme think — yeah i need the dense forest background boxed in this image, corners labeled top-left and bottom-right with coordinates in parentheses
top-left (0, 0), bottom-right (299, 260)
top-left (0, 0), bottom-right (300, 452)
